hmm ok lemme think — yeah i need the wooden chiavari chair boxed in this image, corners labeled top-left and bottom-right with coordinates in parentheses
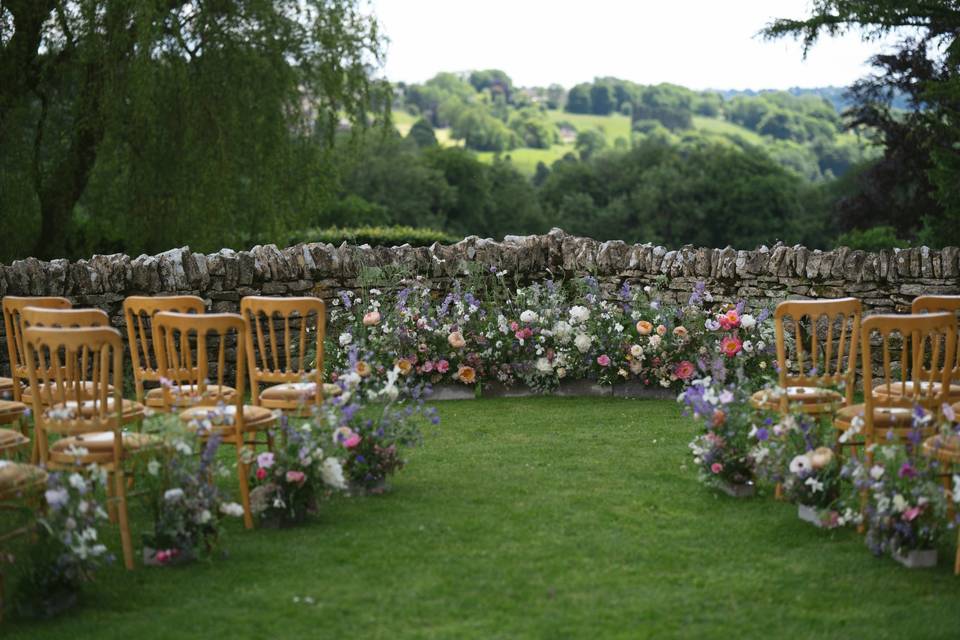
top-left (154, 312), bottom-right (276, 529)
top-left (2, 296), bottom-right (71, 402)
top-left (240, 296), bottom-right (330, 417)
top-left (24, 326), bottom-right (154, 570)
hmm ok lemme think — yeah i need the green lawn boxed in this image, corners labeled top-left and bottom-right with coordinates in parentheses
top-left (8, 397), bottom-right (958, 638)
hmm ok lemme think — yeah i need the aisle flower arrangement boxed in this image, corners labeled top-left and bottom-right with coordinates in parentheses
top-left (327, 276), bottom-right (776, 394)
top-left (141, 414), bottom-right (243, 562)
top-left (320, 351), bottom-right (439, 494)
top-left (13, 467), bottom-right (110, 617)
top-left (851, 410), bottom-right (950, 566)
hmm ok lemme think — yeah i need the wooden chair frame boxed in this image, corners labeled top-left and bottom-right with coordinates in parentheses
top-left (23, 326), bottom-right (137, 569)
top-left (2, 296), bottom-right (71, 401)
top-left (240, 296), bottom-right (326, 412)
top-left (154, 312), bottom-right (273, 528)
top-left (911, 295), bottom-right (960, 396)
top-left (123, 295), bottom-right (206, 406)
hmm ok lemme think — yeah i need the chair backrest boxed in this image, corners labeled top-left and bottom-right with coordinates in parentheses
top-left (22, 326), bottom-right (124, 463)
top-left (911, 295), bottom-right (960, 384)
top-left (21, 307), bottom-right (110, 329)
top-left (2, 296), bottom-right (72, 399)
top-left (861, 312), bottom-right (957, 441)
top-left (773, 298), bottom-right (862, 406)
top-left (123, 296), bottom-right (205, 402)
top-left (152, 312), bottom-right (246, 418)
top-left (240, 296), bottom-right (325, 404)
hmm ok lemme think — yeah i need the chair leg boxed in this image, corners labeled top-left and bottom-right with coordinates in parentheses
top-left (106, 471), bottom-right (118, 524)
top-left (236, 440), bottom-right (254, 530)
top-left (114, 469), bottom-right (135, 570)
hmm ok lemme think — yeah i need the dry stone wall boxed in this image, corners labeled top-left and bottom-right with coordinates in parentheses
top-left (1, 228), bottom-right (958, 376)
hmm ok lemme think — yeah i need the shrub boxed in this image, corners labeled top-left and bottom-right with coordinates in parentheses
top-left (289, 225), bottom-right (459, 247)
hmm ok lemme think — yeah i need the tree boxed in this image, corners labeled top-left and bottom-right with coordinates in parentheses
top-left (590, 82), bottom-right (615, 115)
top-left (0, 0), bottom-right (388, 261)
top-left (575, 129), bottom-right (607, 161)
top-left (565, 83), bottom-right (593, 114)
top-left (763, 0), bottom-right (960, 246)
top-left (469, 69), bottom-right (514, 103)
top-left (632, 84), bottom-right (694, 131)
top-left (408, 118), bottom-right (438, 148)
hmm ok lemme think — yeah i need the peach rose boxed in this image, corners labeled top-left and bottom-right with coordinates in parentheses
top-left (448, 331), bottom-right (466, 349)
top-left (636, 320), bottom-right (653, 335)
top-left (362, 310), bottom-right (381, 326)
top-left (672, 326), bottom-right (688, 339)
top-left (355, 361), bottom-right (372, 377)
top-left (457, 365), bottom-right (476, 384)
top-left (395, 358), bottom-right (413, 375)
top-left (809, 447), bottom-right (834, 470)
top-left (656, 324), bottom-right (667, 336)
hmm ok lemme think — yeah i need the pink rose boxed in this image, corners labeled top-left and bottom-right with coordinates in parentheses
top-left (362, 310), bottom-right (381, 326)
top-left (344, 434), bottom-right (362, 449)
top-left (422, 360), bottom-right (434, 373)
top-left (710, 462), bottom-right (723, 474)
top-left (255, 468), bottom-right (267, 481)
top-left (673, 360), bottom-right (695, 380)
top-left (436, 359), bottom-right (450, 373)
top-left (656, 324), bottom-right (667, 336)
top-left (597, 354), bottom-right (611, 367)
top-left (286, 470), bottom-right (306, 485)
top-left (903, 505), bottom-right (923, 522)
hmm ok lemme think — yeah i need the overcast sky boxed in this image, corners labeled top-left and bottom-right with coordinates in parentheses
top-left (368, 0), bottom-right (895, 90)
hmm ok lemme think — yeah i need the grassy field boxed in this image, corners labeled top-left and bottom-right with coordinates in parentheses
top-left (4, 397), bottom-right (960, 639)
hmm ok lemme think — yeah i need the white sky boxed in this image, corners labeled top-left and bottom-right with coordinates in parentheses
top-left (368, 0), bottom-right (895, 90)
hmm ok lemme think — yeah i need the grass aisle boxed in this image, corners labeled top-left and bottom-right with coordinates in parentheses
top-left (6, 398), bottom-right (960, 638)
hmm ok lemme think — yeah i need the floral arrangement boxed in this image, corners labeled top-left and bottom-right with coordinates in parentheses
top-left (249, 414), bottom-right (348, 525)
top-left (852, 408), bottom-right (950, 558)
top-left (682, 376), bottom-right (760, 490)
top-left (328, 275), bottom-right (775, 394)
top-left (751, 412), bottom-right (848, 526)
top-left (13, 466), bottom-right (110, 616)
top-left (319, 352), bottom-right (439, 493)
top-left (141, 413), bottom-right (242, 563)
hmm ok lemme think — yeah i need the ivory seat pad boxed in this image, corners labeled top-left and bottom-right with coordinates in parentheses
top-left (47, 398), bottom-right (145, 420)
top-left (752, 386), bottom-right (842, 404)
top-left (923, 434), bottom-right (960, 464)
top-left (23, 381), bottom-right (115, 404)
top-left (178, 404), bottom-right (275, 433)
top-left (872, 380), bottom-right (960, 401)
top-left (144, 384), bottom-right (237, 408)
top-left (835, 404), bottom-right (929, 430)
top-left (0, 428), bottom-right (28, 448)
top-left (0, 461), bottom-right (47, 493)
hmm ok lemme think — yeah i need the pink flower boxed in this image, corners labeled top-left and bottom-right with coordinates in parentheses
top-left (514, 330), bottom-right (526, 340)
top-left (718, 309), bottom-right (740, 330)
top-left (720, 335), bottom-right (743, 358)
top-left (257, 452), bottom-right (275, 469)
top-left (903, 505), bottom-right (923, 522)
top-left (436, 359), bottom-right (450, 373)
top-left (510, 321), bottom-right (519, 332)
top-left (422, 360), bottom-right (434, 373)
top-left (597, 354), bottom-right (611, 367)
top-left (710, 462), bottom-right (723, 474)
top-left (674, 360), bottom-right (695, 380)
top-left (362, 310), bottom-right (381, 326)
top-left (286, 470), bottom-right (306, 485)
top-left (255, 468), bottom-right (267, 481)
top-left (344, 434), bottom-right (362, 449)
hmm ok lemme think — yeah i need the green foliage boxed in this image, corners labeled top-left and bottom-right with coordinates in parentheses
top-left (289, 225), bottom-right (458, 247)
top-left (408, 118), bottom-right (438, 148)
top-left (508, 108), bottom-right (556, 149)
top-left (451, 107), bottom-right (518, 152)
top-left (565, 83), bottom-right (593, 114)
top-left (836, 225), bottom-right (908, 251)
top-left (574, 129), bottom-right (607, 161)
top-left (632, 84), bottom-right (695, 131)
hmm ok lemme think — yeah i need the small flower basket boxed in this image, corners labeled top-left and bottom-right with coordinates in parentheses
top-left (717, 479), bottom-right (756, 498)
top-left (347, 477), bottom-right (390, 497)
top-left (892, 548), bottom-right (938, 569)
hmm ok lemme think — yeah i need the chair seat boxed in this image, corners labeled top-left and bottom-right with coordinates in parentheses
top-left (144, 384), bottom-right (238, 409)
top-left (0, 428), bottom-right (29, 450)
top-left (258, 381), bottom-right (339, 407)
top-left (0, 376), bottom-right (14, 398)
top-left (0, 400), bottom-right (28, 425)
top-left (751, 386), bottom-right (843, 413)
top-left (922, 434), bottom-right (960, 465)
top-left (49, 430), bottom-right (161, 465)
top-left (178, 404), bottom-right (276, 435)
top-left (22, 381), bottom-right (116, 406)
top-left (872, 380), bottom-right (960, 402)
top-left (0, 461), bottom-right (48, 496)
top-left (47, 398), bottom-right (145, 424)
top-left (835, 404), bottom-right (931, 431)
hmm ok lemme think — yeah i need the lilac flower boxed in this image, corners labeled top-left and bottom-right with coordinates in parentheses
top-left (338, 291), bottom-right (352, 309)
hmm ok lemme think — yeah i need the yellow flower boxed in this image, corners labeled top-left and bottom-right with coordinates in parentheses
top-left (355, 361), bottom-right (372, 377)
top-left (395, 358), bottom-right (413, 375)
top-left (457, 365), bottom-right (476, 384)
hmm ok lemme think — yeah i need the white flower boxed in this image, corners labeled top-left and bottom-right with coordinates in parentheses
top-left (338, 333), bottom-right (353, 347)
top-left (520, 310), bottom-right (538, 323)
top-left (804, 477), bottom-right (824, 494)
top-left (321, 457), bottom-right (347, 490)
top-left (195, 509), bottom-right (212, 524)
top-left (869, 465), bottom-right (885, 481)
top-left (342, 372), bottom-right (362, 389)
top-left (648, 334), bottom-right (662, 349)
top-left (751, 446), bottom-right (769, 464)
top-left (892, 494), bottom-right (908, 513)
top-left (630, 344), bottom-right (643, 358)
top-left (220, 502), bottom-right (245, 518)
top-left (147, 460), bottom-right (161, 476)
top-left (552, 320), bottom-right (573, 342)
top-left (742, 340), bottom-right (754, 353)
top-left (68, 473), bottom-right (86, 491)
top-left (164, 488), bottom-right (185, 502)
top-left (789, 454), bottom-right (812, 475)
top-left (614, 323), bottom-right (624, 333)
top-left (705, 319), bottom-right (721, 331)
top-left (556, 367), bottom-right (567, 379)
top-left (569, 306), bottom-right (590, 324)
top-left (740, 314), bottom-right (756, 330)
top-left (756, 340), bottom-right (766, 351)
top-left (876, 495), bottom-right (891, 514)
top-left (81, 527), bottom-right (98, 542)
top-left (535, 357), bottom-right (553, 373)
top-left (574, 333), bottom-right (592, 353)
top-left (953, 475), bottom-right (960, 503)
top-left (91, 544), bottom-right (108, 556)
top-left (45, 488), bottom-right (70, 508)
